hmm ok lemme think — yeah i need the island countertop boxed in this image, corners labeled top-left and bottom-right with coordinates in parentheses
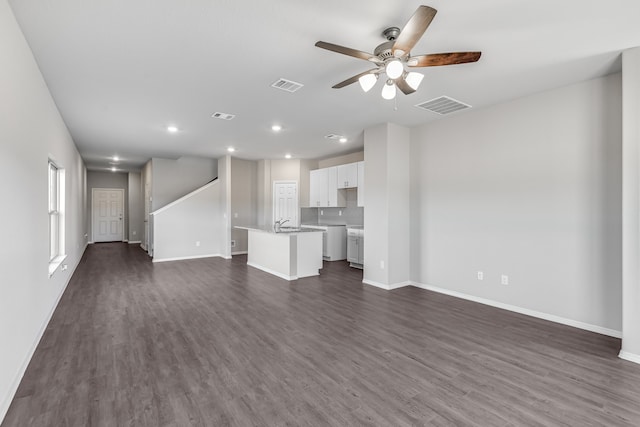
top-left (234, 225), bottom-right (324, 234)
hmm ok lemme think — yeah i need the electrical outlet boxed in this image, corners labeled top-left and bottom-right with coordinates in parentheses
top-left (339, 210), bottom-right (342, 216)
top-left (231, 240), bottom-right (236, 247)
top-left (501, 275), bottom-right (509, 285)
top-left (477, 271), bottom-right (484, 281)
top-left (234, 213), bottom-right (238, 218)
top-left (132, 230), bottom-right (136, 235)
top-left (195, 241), bottom-right (201, 247)
top-left (320, 210), bottom-right (324, 215)
top-left (380, 260), bottom-right (385, 269)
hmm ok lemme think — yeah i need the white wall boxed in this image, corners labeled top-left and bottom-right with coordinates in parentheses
top-left (230, 158), bottom-right (258, 253)
top-left (152, 181), bottom-right (224, 261)
top-left (621, 48), bottom-right (640, 362)
top-left (0, 0), bottom-right (87, 420)
top-left (151, 156), bottom-right (218, 210)
top-left (410, 73), bottom-right (623, 334)
top-left (363, 124), bottom-right (390, 286)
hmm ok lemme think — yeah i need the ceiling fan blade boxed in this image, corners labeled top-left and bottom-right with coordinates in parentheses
top-left (408, 52), bottom-right (482, 67)
top-left (332, 69), bottom-right (380, 89)
top-left (392, 6), bottom-right (437, 57)
top-left (395, 77), bottom-right (416, 95)
top-left (315, 41), bottom-right (381, 63)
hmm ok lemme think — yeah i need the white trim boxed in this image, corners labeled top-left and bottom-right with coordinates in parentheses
top-left (150, 179), bottom-right (218, 216)
top-left (411, 282), bottom-right (622, 338)
top-left (48, 254), bottom-right (68, 277)
top-left (619, 351), bottom-right (640, 365)
top-left (152, 253), bottom-right (224, 263)
top-left (1, 242), bottom-right (88, 423)
top-left (362, 279), bottom-right (412, 291)
top-left (231, 250), bottom-right (248, 255)
top-left (128, 240), bottom-right (142, 244)
top-left (247, 262), bottom-right (299, 281)
top-left (91, 188), bottom-right (125, 243)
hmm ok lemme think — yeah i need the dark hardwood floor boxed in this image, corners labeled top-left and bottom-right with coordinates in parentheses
top-left (3, 243), bottom-right (640, 426)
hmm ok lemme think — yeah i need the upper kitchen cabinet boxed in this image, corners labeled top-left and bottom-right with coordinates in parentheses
top-left (357, 161), bottom-right (364, 207)
top-left (336, 163), bottom-right (358, 189)
top-left (310, 166), bottom-right (345, 207)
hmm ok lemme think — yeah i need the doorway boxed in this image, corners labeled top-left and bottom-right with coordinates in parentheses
top-left (92, 188), bottom-right (124, 242)
top-left (273, 181), bottom-right (298, 227)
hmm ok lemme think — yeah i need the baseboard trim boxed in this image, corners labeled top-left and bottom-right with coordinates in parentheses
top-left (619, 351), bottom-right (640, 365)
top-left (231, 251), bottom-right (248, 255)
top-left (362, 279), bottom-right (412, 291)
top-left (247, 262), bottom-right (296, 281)
top-left (411, 282), bottom-right (622, 339)
top-left (128, 240), bottom-right (141, 244)
top-left (152, 254), bottom-right (223, 263)
top-left (1, 242), bottom-right (88, 423)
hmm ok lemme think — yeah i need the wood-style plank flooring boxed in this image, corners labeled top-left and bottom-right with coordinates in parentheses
top-left (3, 243), bottom-right (640, 426)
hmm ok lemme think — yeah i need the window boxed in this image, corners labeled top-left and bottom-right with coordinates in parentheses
top-left (48, 160), bottom-right (65, 274)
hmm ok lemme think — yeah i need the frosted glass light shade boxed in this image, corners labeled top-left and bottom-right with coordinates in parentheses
top-left (385, 60), bottom-right (403, 79)
top-left (405, 72), bottom-right (424, 90)
top-left (358, 73), bottom-right (377, 92)
top-left (381, 82), bottom-right (396, 100)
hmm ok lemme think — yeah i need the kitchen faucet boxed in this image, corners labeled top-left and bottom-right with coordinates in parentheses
top-left (274, 218), bottom-right (289, 232)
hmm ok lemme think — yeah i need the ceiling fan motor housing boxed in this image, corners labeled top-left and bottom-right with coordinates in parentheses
top-left (374, 40), bottom-right (395, 60)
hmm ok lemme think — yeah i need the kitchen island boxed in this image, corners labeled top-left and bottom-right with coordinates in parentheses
top-left (234, 226), bottom-right (324, 281)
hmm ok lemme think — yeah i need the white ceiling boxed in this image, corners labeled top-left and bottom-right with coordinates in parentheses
top-left (8, 0), bottom-right (640, 171)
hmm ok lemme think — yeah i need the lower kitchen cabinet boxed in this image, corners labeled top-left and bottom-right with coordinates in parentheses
top-left (302, 225), bottom-right (347, 261)
top-left (347, 227), bottom-right (364, 268)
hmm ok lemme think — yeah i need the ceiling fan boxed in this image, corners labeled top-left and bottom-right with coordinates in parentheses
top-left (315, 5), bottom-right (481, 100)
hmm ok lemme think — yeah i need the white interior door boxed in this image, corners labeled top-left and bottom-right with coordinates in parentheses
top-left (273, 181), bottom-right (298, 226)
top-left (92, 188), bottom-right (124, 242)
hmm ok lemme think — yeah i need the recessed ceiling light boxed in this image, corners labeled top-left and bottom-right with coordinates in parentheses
top-left (111, 167), bottom-right (116, 172)
top-left (167, 126), bottom-right (178, 133)
top-left (227, 147), bottom-right (235, 152)
top-left (285, 154), bottom-right (292, 159)
top-left (339, 137), bottom-right (347, 143)
top-left (271, 124), bottom-right (282, 132)
top-left (112, 156), bottom-right (119, 162)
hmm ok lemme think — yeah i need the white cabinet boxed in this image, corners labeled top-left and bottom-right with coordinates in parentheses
top-left (303, 225), bottom-right (347, 261)
top-left (337, 163), bottom-right (358, 189)
top-left (357, 161), bottom-right (364, 207)
top-left (309, 166), bottom-right (345, 207)
top-left (309, 168), bottom-right (327, 207)
top-left (347, 228), bottom-right (364, 268)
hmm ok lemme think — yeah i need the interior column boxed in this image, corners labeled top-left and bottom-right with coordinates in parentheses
top-left (363, 123), bottom-right (411, 289)
top-left (621, 47), bottom-right (640, 364)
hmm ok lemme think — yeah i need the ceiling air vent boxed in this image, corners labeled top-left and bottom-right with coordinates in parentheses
top-left (271, 78), bottom-right (304, 93)
top-left (415, 96), bottom-right (471, 115)
top-left (324, 134), bottom-right (343, 140)
top-left (211, 112), bottom-right (235, 120)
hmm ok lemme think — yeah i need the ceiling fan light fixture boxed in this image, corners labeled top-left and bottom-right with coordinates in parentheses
top-left (405, 72), bottom-right (424, 90)
top-left (381, 81), bottom-right (396, 100)
top-left (358, 73), bottom-right (378, 92)
top-left (385, 60), bottom-right (404, 79)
